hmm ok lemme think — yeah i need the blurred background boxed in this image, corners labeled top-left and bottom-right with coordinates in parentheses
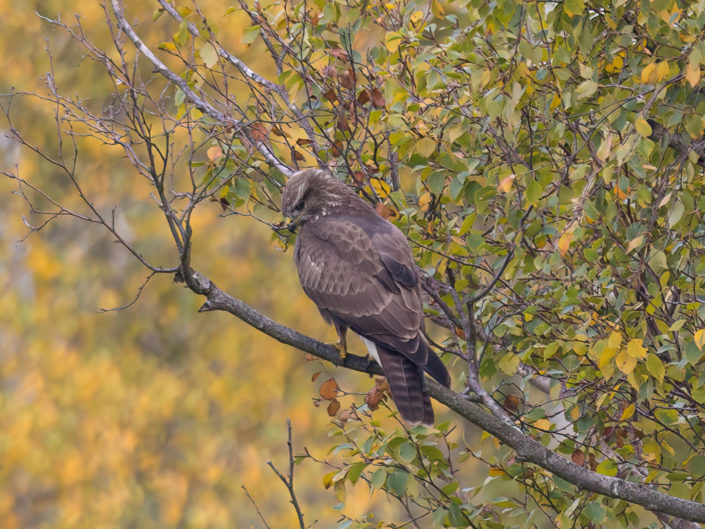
top-left (0, 2), bottom-right (471, 527)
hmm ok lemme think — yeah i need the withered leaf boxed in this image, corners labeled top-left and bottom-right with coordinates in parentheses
top-left (375, 202), bottom-right (398, 220)
top-left (365, 377), bottom-right (389, 411)
top-left (327, 398), bottom-right (341, 416)
top-left (571, 449), bottom-right (585, 466)
top-left (357, 90), bottom-right (370, 104)
top-left (340, 69), bottom-right (356, 89)
top-left (329, 47), bottom-right (348, 60)
top-left (249, 123), bottom-right (268, 143)
top-left (337, 116), bottom-right (349, 131)
top-left (311, 371), bottom-right (322, 382)
top-left (323, 87), bottom-right (338, 102)
top-left (297, 138), bottom-right (314, 146)
top-left (319, 378), bottom-right (339, 400)
top-left (292, 149), bottom-right (306, 162)
top-left (370, 88), bottom-right (385, 108)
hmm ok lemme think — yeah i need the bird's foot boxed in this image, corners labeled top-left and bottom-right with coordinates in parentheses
top-left (327, 340), bottom-right (348, 360)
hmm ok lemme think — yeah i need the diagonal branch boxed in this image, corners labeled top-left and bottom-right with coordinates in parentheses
top-left (184, 266), bottom-right (705, 524)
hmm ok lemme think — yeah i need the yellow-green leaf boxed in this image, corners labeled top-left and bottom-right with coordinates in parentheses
top-left (635, 118), bottom-right (652, 137)
top-left (646, 353), bottom-right (665, 384)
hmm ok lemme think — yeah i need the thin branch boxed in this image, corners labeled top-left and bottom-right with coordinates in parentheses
top-left (266, 419), bottom-right (306, 529)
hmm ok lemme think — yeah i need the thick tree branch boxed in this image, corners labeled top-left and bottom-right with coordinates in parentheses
top-left (182, 267), bottom-right (705, 524)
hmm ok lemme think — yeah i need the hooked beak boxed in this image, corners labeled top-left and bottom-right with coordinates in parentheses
top-left (284, 214), bottom-right (301, 233)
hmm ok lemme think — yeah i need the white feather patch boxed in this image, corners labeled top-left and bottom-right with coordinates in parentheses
top-left (357, 335), bottom-right (381, 366)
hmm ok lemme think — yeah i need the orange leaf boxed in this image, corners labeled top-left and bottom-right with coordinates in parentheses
top-left (319, 378), bottom-right (339, 400)
top-left (375, 202), bottom-right (397, 220)
top-left (498, 174), bottom-right (515, 192)
top-left (207, 145), bottom-right (223, 161)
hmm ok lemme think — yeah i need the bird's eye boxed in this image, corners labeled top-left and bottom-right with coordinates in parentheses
top-left (294, 199), bottom-right (305, 212)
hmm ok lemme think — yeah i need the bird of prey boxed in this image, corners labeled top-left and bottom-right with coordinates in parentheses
top-left (281, 169), bottom-right (451, 425)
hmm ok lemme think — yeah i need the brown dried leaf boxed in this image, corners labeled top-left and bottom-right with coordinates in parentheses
top-left (327, 398), bottom-right (341, 416)
top-left (297, 138), bottom-right (314, 146)
top-left (330, 140), bottom-right (343, 157)
top-left (292, 149), bottom-right (306, 162)
top-left (271, 127), bottom-right (290, 138)
top-left (323, 87), bottom-right (338, 102)
top-left (502, 394), bottom-right (522, 412)
top-left (250, 123), bottom-right (268, 143)
top-left (375, 202), bottom-right (397, 220)
top-left (357, 90), bottom-right (370, 104)
top-left (365, 377), bottom-right (389, 411)
top-left (330, 47), bottom-right (348, 60)
top-left (311, 371), bottom-right (322, 382)
top-left (337, 116), bottom-right (349, 131)
top-left (219, 197), bottom-right (230, 211)
top-left (340, 69), bottom-right (356, 89)
top-left (319, 378), bottom-right (339, 400)
top-left (338, 407), bottom-right (355, 423)
top-left (352, 171), bottom-right (365, 184)
top-left (588, 453), bottom-right (597, 470)
top-left (370, 87), bottom-right (385, 108)
top-left (571, 449), bottom-right (585, 466)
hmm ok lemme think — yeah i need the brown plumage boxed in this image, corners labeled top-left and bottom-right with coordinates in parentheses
top-left (281, 169), bottom-right (450, 425)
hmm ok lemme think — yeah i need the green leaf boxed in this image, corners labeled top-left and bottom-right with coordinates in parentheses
top-left (689, 455), bottom-right (705, 477)
top-left (346, 461), bottom-right (366, 484)
top-left (525, 179), bottom-right (542, 207)
top-left (370, 468), bottom-right (387, 489)
top-left (399, 441), bottom-right (417, 463)
top-left (387, 469), bottom-right (409, 496)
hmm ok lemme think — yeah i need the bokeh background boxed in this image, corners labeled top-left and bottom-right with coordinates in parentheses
top-left (0, 2), bottom-right (468, 527)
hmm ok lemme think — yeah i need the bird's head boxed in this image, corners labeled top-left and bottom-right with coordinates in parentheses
top-left (281, 169), bottom-right (351, 229)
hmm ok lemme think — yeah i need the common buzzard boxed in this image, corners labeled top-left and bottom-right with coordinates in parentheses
top-left (281, 169), bottom-right (450, 425)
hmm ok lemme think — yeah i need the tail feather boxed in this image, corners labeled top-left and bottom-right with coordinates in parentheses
top-left (376, 345), bottom-right (434, 426)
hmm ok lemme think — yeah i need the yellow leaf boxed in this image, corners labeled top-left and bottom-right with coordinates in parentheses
top-left (419, 192), bottom-right (432, 212)
top-left (409, 10), bottom-right (424, 24)
top-left (557, 231), bottom-right (574, 255)
top-left (635, 118), bottom-right (652, 137)
top-left (627, 338), bottom-right (647, 360)
top-left (370, 178), bottom-right (391, 198)
top-left (686, 62), bottom-right (701, 88)
top-left (620, 403), bottom-right (635, 421)
top-left (616, 349), bottom-right (637, 375)
top-left (488, 467), bottom-right (507, 477)
top-left (641, 62), bottom-right (656, 83)
top-left (695, 329), bottom-right (705, 351)
top-left (656, 61), bottom-right (670, 82)
top-left (498, 174), bottom-right (515, 193)
top-left (533, 418), bottom-right (551, 431)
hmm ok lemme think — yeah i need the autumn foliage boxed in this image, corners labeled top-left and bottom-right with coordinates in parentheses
top-left (3, 0), bottom-right (705, 527)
